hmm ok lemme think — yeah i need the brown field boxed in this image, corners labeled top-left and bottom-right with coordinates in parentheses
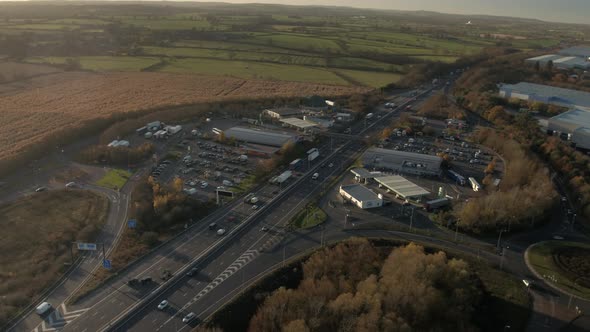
top-left (0, 189), bottom-right (108, 326)
top-left (0, 71), bottom-right (369, 162)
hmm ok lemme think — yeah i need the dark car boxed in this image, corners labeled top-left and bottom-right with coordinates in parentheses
top-left (186, 267), bottom-right (199, 277)
top-left (161, 269), bottom-right (172, 281)
top-left (128, 278), bottom-right (139, 286)
top-left (140, 276), bottom-right (152, 285)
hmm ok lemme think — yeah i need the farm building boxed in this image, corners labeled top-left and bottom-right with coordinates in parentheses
top-left (280, 118), bottom-right (319, 132)
top-left (499, 82), bottom-right (590, 109)
top-left (362, 148), bottom-right (442, 176)
top-left (263, 108), bottom-right (303, 119)
top-left (222, 127), bottom-right (294, 147)
top-left (339, 184), bottom-right (383, 209)
top-left (374, 175), bottom-right (430, 201)
top-left (525, 54), bottom-right (590, 70)
top-left (147, 121), bottom-right (162, 131)
top-left (548, 108), bottom-right (590, 150)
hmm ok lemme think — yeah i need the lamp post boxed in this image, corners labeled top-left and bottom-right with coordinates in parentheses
top-left (497, 229), bottom-right (507, 252)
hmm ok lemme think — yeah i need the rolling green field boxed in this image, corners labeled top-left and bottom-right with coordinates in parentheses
top-left (2, 2), bottom-right (579, 88)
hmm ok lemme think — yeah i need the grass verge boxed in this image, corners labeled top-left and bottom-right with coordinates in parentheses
top-left (0, 190), bottom-right (108, 327)
top-left (95, 169), bottom-right (132, 190)
top-left (527, 241), bottom-right (590, 299)
top-left (291, 205), bottom-right (327, 229)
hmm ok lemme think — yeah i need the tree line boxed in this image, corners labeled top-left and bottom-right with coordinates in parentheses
top-left (248, 238), bottom-right (481, 332)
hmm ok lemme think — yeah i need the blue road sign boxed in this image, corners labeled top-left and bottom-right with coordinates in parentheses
top-left (76, 242), bottom-right (97, 251)
top-left (127, 219), bottom-right (137, 229)
top-left (103, 259), bottom-right (112, 269)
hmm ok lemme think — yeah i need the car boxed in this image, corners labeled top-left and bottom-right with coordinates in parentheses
top-left (328, 163), bottom-right (334, 168)
top-left (261, 226), bottom-right (269, 232)
top-left (157, 300), bottom-right (169, 310)
top-left (217, 228), bottom-right (226, 236)
top-left (183, 312), bottom-right (197, 324)
top-left (186, 267), bottom-right (199, 277)
top-left (65, 182), bottom-right (76, 188)
top-left (35, 302), bottom-right (52, 315)
top-left (140, 276), bottom-right (153, 285)
top-left (252, 205), bottom-right (259, 210)
top-left (35, 186), bottom-right (47, 192)
top-left (201, 182), bottom-right (208, 189)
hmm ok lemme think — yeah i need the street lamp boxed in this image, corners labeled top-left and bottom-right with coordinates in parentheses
top-left (497, 228), bottom-right (507, 252)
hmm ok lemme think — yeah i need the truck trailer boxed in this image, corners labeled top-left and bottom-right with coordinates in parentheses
top-left (468, 177), bottom-right (482, 192)
top-left (275, 170), bottom-right (292, 184)
top-left (447, 170), bottom-right (466, 186)
top-left (423, 197), bottom-right (450, 212)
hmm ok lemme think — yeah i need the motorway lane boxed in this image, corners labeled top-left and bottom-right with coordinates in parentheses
top-left (118, 148), bottom-right (358, 331)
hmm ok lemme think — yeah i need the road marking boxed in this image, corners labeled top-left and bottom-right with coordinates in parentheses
top-left (34, 304), bottom-right (89, 332)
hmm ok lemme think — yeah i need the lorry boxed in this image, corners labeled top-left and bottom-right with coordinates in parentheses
top-left (275, 170), bottom-right (292, 184)
top-left (468, 177), bottom-right (482, 192)
top-left (423, 197), bottom-right (451, 212)
top-left (289, 158), bottom-right (303, 170)
top-left (447, 170), bottom-right (466, 186)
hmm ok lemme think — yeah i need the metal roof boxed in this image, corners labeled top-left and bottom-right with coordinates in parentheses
top-left (374, 175), bottom-right (430, 198)
top-left (499, 82), bottom-right (590, 109)
top-left (280, 117), bottom-right (319, 129)
top-left (549, 108), bottom-right (590, 130)
top-left (223, 127), bottom-right (293, 147)
top-left (351, 168), bottom-right (374, 179)
top-left (363, 148), bottom-right (442, 172)
top-left (340, 184), bottom-right (381, 202)
top-left (559, 46), bottom-right (590, 58)
top-left (526, 54), bottom-right (561, 62)
top-left (265, 108), bottom-right (302, 116)
top-left (525, 54), bottom-right (590, 69)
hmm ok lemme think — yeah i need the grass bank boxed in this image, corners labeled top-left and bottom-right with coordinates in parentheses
top-left (95, 169), bottom-right (132, 190)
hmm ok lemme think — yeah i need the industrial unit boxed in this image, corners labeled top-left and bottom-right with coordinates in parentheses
top-left (339, 184), bottom-right (383, 209)
top-left (548, 108), bottom-right (590, 150)
top-left (374, 175), bottom-right (430, 201)
top-left (499, 82), bottom-right (590, 109)
top-left (351, 168), bottom-right (381, 183)
top-left (221, 127), bottom-right (294, 147)
top-left (362, 148), bottom-right (442, 176)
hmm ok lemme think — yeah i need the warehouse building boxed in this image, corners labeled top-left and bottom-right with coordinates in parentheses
top-left (222, 127), bottom-right (294, 147)
top-left (362, 148), bottom-right (442, 176)
top-left (548, 108), bottom-right (590, 150)
top-left (559, 46), bottom-right (590, 58)
top-left (374, 175), bottom-right (430, 201)
top-left (339, 184), bottom-right (383, 209)
top-left (525, 54), bottom-right (590, 70)
top-left (499, 82), bottom-right (590, 109)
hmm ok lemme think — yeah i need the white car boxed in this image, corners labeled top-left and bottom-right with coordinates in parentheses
top-left (217, 228), bottom-right (226, 236)
top-left (328, 163), bottom-right (334, 168)
top-left (183, 312), bottom-right (196, 323)
top-left (35, 302), bottom-right (52, 315)
top-left (65, 182), bottom-right (76, 188)
top-left (201, 182), bottom-right (208, 189)
top-left (157, 300), bottom-right (169, 310)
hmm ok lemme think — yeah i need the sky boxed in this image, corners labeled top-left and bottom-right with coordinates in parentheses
top-left (215, 0), bottom-right (589, 25)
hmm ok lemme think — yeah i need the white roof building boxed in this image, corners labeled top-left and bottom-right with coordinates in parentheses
top-left (374, 175), bottom-right (430, 201)
top-left (499, 82), bottom-right (590, 109)
top-left (362, 148), bottom-right (442, 176)
top-left (548, 108), bottom-right (590, 150)
top-left (339, 184), bottom-right (383, 209)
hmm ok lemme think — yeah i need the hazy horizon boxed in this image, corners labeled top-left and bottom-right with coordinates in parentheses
top-left (215, 0), bottom-right (588, 25)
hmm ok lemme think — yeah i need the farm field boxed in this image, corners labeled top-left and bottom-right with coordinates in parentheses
top-left (0, 71), bottom-right (368, 163)
top-left (0, 190), bottom-right (108, 327)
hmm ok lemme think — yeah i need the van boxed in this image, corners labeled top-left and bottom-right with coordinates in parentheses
top-left (36, 302), bottom-right (52, 315)
top-left (312, 173), bottom-right (319, 180)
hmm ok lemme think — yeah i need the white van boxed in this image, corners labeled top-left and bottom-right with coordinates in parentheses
top-left (36, 302), bottom-right (52, 315)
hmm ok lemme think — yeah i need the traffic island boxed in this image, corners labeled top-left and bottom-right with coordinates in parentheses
top-left (526, 241), bottom-right (590, 300)
top-left (290, 205), bottom-right (327, 229)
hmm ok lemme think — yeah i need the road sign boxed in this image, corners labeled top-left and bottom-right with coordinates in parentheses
top-left (103, 259), bottom-right (111, 269)
top-left (76, 242), bottom-right (97, 251)
top-left (127, 219), bottom-right (137, 229)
